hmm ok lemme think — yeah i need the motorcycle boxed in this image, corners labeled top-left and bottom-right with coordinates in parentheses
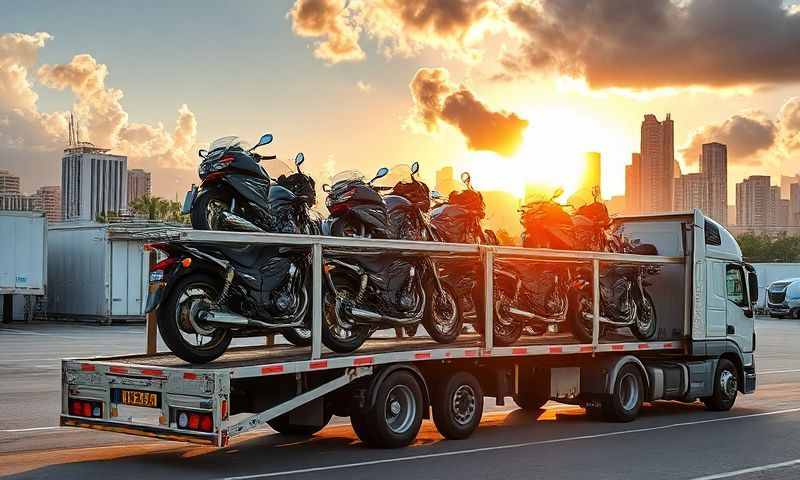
top-left (318, 164), bottom-right (461, 352)
top-left (430, 172), bottom-right (497, 329)
top-left (492, 188), bottom-right (573, 345)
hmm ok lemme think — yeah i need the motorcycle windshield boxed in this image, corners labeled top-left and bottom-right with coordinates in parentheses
top-left (204, 136), bottom-right (249, 160)
top-left (381, 164), bottom-right (413, 188)
top-left (331, 170), bottom-right (365, 187)
top-left (265, 159), bottom-right (294, 180)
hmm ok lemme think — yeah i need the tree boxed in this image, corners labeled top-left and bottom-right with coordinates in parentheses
top-left (129, 195), bottom-right (188, 223)
top-left (736, 232), bottom-right (800, 262)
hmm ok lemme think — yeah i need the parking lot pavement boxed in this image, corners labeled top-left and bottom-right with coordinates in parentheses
top-left (1, 317), bottom-right (799, 479)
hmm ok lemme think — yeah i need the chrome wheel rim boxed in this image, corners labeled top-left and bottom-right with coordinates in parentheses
top-left (452, 385), bottom-right (477, 425)
top-left (432, 290), bottom-right (458, 335)
top-left (385, 385), bottom-right (416, 434)
top-left (619, 373), bottom-right (639, 411)
top-left (206, 199), bottom-right (229, 230)
top-left (175, 283), bottom-right (226, 350)
top-left (720, 369), bottom-right (737, 399)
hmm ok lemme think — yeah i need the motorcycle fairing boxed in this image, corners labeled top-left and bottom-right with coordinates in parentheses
top-left (430, 204), bottom-right (474, 244)
top-left (223, 173), bottom-right (271, 209)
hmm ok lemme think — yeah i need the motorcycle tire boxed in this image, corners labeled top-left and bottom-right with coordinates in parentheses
top-left (568, 290), bottom-right (595, 344)
top-left (331, 217), bottom-right (368, 238)
top-left (190, 187), bottom-right (233, 230)
top-left (632, 292), bottom-right (657, 340)
top-left (493, 285), bottom-right (524, 346)
top-left (321, 283), bottom-right (371, 353)
top-left (282, 327), bottom-right (312, 347)
top-left (423, 283), bottom-right (463, 344)
top-left (157, 273), bottom-right (233, 364)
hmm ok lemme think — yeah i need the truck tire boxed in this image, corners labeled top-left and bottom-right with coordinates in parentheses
top-left (350, 371), bottom-right (424, 448)
top-left (513, 368), bottom-right (550, 411)
top-left (431, 371), bottom-right (483, 440)
top-left (703, 358), bottom-right (738, 411)
top-left (602, 364), bottom-right (643, 422)
top-left (268, 409), bottom-right (332, 436)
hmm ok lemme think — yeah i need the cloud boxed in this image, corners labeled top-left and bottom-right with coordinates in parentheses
top-left (356, 80), bottom-right (372, 92)
top-left (289, 0), bottom-right (365, 64)
top-left (500, 0), bottom-right (800, 90)
top-left (289, 0), bottom-right (500, 63)
top-left (409, 67), bottom-right (528, 156)
top-left (0, 32), bottom-right (199, 194)
top-left (779, 97), bottom-right (800, 151)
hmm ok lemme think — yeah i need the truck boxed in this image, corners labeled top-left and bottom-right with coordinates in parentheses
top-left (1, 211), bottom-right (47, 323)
top-left (60, 209), bottom-right (758, 448)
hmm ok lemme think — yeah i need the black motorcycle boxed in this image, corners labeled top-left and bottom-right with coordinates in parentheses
top-left (318, 164), bottom-right (461, 352)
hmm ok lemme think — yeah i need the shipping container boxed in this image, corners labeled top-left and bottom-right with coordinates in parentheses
top-left (47, 222), bottom-right (182, 323)
top-left (0, 211), bottom-right (47, 296)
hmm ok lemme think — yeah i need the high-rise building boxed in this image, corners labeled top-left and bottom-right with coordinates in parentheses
top-left (624, 153), bottom-right (641, 214)
top-left (0, 193), bottom-right (35, 211)
top-left (701, 142), bottom-right (727, 225)
top-left (33, 186), bottom-right (61, 223)
top-left (435, 166), bottom-right (456, 197)
top-left (727, 205), bottom-right (736, 226)
top-left (639, 113), bottom-right (674, 213)
top-left (776, 197), bottom-right (790, 227)
top-left (780, 174), bottom-right (800, 199)
top-left (604, 195), bottom-right (626, 216)
top-left (790, 183), bottom-right (800, 226)
top-left (127, 169), bottom-right (151, 203)
top-left (736, 175), bottom-right (772, 226)
top-left (62, 144), bottom-right (128, 221)
top-left (673, 173), bottom-right (707, 213)
top-left (0, 169), bottom-right (21, 194)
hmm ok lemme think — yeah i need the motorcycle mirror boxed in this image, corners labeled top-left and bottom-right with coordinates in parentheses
top-left (431, 190), bottom-right (442, 199)
top-left (411, 161), bottom-right (419, 175)
top-left (322, 183), bottom-right (331, 192)
top-left (460, 172), bottom-right (472, 189)
top-left (295, 152), bottom-right (305, 170)
top-left (198, 149), bottom-right (208, 158)
top-left (250, 133), bottom-right (273, 151)
top-left (552, 187), bottom-right (565, 199)
top-left (591, 185), bottom-right (600, 201)
top-left (370, 167), bottom-right (389, 184)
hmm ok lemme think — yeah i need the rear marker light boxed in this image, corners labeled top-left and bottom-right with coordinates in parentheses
top-left (176, 410), bottom-right (214, 433)
top-left (69, 399), bottom-right (103, 418)
top-left (178, 412), bottom-right (189, 428)
top-left (188, 414), bottom-right (200, 430)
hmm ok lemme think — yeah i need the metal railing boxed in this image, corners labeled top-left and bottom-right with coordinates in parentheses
top-left (172, 230), bottom-right (686, 359)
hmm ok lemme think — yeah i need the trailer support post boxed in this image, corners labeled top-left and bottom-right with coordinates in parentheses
top-left (2, 294), bottom-right (12, 324)
top-left (311, 242), bottom-right (323, 360)
top-left (592, 259), bottom-right (600, 350)
top-left (483, 247), bottom-right (494, 350)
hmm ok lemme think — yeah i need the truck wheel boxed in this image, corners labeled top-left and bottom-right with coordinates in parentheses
top-left (513, 368), bottom-right (550, 411)
top-left (703, 359), bottom-right (738, 411)
top-left (602, 364), bottom-right (643, 422)
top-left (432, 371), bottom-right (483, 440)
top-left (351, 371), bottom-right (424, 448)
top-left (268, 409), bottom-right (333, 436)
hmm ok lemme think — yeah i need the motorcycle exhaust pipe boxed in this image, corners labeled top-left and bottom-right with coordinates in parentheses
top-left (581, 312), bottom-right (634, 327)
top-left (220, 211), bottom-right (264, 232)
top-left (201, 310), bottom-right (305, 329)
top-left (349, 307), bottom-right (421, 326)
top-left (507, 307), bottom-right (567, 324)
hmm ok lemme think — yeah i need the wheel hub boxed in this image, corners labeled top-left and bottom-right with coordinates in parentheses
top-left (720, 370), bottom-right (737, 398)
top-left (452, 385), bottom-right (476, 425)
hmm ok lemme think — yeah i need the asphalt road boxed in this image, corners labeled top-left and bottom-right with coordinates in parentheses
top-left (1, 318), bottom-right (799, 479)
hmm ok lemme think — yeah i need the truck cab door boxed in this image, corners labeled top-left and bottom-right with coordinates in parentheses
top-left (706, 261), bottom-right (727, 338)
top-left (725, 263), bottom-right (754, 353)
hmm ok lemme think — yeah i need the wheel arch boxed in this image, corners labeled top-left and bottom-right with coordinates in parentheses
top-left (605, 355), bottom-right (651, 399)
top-left (367, 364), bottom-right (431, 419)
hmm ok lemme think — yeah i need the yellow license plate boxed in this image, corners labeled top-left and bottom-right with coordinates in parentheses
top-left (120, 390), bottom-right (159, 408)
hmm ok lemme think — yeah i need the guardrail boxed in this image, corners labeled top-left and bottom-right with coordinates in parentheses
top-left (149, 230), bottom-right (685, 359)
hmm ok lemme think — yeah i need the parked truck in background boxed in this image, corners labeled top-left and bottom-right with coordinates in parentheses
top-left (765, 278), bottom-right (800, 318)
top-left (60, 209), bottom-right (758, 448)
top-left (0, 211), bottom-right (47, 323)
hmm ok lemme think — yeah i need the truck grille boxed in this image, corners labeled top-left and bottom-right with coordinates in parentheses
top-left (768, 290), bottom-right (786, 304)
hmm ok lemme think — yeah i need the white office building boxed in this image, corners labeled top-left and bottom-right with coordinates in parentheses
top-left (62, 145), bottom-right (128, 221)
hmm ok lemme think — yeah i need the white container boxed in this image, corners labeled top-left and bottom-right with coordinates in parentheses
top-left (46, 222), bottom-right (172, 323)
top-left (0, 211), bottom-right (47, 296)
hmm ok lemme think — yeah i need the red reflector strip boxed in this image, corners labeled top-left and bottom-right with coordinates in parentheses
top-left (80, 364), bottom-right (96, 372)
top-left (611, 344), bottom-right (625, 351)
top-left (353, 356), bottom-right (373, 366)
top-left (140, 369), bottom-right (163, 376)
top-left (309, 360), bottom-right (328, 369)
top-left (663, 342), bottom-right (674, 348)
top-left (414, 352), bottom-right (431, 360)
top-left (261, 365), bottom-right (284, 375)
top-left (580, 345), bottom-right (594, 353)
top-left (549, 346), bottom-right (563, 353)
top-left (183, 372), bottom-right (198, 380)
top-left (109, 366), bottom-right (127, 374)
top-left (638, 343), bottom-right (650, 350)
top-left (464, 349), bottom-right (478, 357)
top-left (512, 347), bottom-right (527, 355)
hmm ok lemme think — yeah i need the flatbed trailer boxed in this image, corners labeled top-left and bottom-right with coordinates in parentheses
top-left (60, 210), bottom-right (758, 448)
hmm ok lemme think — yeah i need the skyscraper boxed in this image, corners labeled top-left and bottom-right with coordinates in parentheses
top-left (780, 174), bottom-right (800, 199)
top-left (62, 144), bottom-right (128, 221)
top-left (639, 114), bottom-right (674, 213)
top-left (790, 183), bottom-right (800, 226)
top-left (127, 169), bottom-right (152, 203)
top-left (0, 169), bottom-right (20, 194)
top-left (673, 173), bottom-right (707, 213)
top-left (624, 153), bottom-right (641, 214)
top-left (435, 166), bottom-right (456, 197)
top-left (33, 186), bottom-right (61, 223)
top-left (736, 175), bottom-right (771, 226)
top-left (701, 142), bottom-right (727, 225)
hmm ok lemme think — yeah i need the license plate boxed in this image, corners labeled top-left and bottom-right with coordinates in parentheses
top-left (119, 389), bottom-right (160, 408)
top-left (181, 186), bottom-right (197, 215)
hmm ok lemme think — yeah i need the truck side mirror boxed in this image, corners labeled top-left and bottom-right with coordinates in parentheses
top-left (748, 271), bottom-right (758, 305)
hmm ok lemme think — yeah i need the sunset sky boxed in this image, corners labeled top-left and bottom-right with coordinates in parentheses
top-left (2, 0), bottom-right (800, 204)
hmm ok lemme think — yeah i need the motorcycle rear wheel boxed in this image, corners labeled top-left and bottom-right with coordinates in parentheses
top-left (157, 273), bottom-right (233, 364)
top-left (569, 290), bottom-right (595, 344)
top-left (632, 292), bottom-right (657, 340)
top-left (321, 282), bottom-right (371, 353)
top-left (493, 286), bottom-right (524, 346)
top-left (423, 284), bottom-right (462, 343)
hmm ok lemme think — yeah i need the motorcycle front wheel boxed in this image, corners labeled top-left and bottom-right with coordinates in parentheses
top-left (423, 283), bottom-right (462, 343)
top-left (568, 290), bottom-right (595, 344)
top-left (493, 285), bottom-right (524, 346)
top-left (282, 327), bottom-right (312, 347)
top-left (632, 292), bottom-right (657, 340)
top-left (190, 187), bottom-right (233, 230)
top-left (157, 273), bottom-right (233, 364)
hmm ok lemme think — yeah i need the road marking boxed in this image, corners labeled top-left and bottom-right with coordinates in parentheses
top-left (0, 426), bottom-right (62, 433)
top-left (688, 458), bottom-right (800, 479)
top-left (219, 407), bottom-right (800, 480)
top-left (758, 368), bottom-right (800, 375)
top-left (0, 328), bottom-right (88, 340)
